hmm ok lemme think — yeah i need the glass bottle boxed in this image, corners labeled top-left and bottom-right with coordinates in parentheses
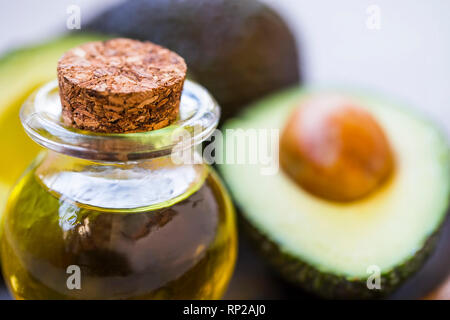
top-left (0, 80), bottom-right (237, 299)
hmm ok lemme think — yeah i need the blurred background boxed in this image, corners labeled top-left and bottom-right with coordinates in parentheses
top-left (0, 0), bottom-right (449, 300)
top-left (2, 0), bottom-right (449, 135)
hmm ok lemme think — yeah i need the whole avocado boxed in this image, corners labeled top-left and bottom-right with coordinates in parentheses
top-left (85, 0), bottom-right (301, 120)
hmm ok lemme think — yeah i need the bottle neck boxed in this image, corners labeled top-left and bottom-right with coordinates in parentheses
top-left (34, 148), bottom-right (208, 212)
top-left (21, 79), bottom-right (219, 211)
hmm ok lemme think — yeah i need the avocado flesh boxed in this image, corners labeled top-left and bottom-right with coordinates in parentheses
top-left (218, 88), bottom-right (450, 298)
top-left (0, 34), bottom-right (105, 214)
top-left (85, 0), bottom-right (301, 121)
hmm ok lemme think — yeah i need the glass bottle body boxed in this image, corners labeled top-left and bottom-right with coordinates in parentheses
top-left (1, 150), bottom-right (237, 299)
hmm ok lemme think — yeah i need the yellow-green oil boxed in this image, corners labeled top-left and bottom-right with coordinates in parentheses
top-left (1, 163), bottom-right (237, 299)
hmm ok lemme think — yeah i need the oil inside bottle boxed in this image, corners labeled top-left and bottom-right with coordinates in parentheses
top-left (1, 158), bottom-right (236, 299)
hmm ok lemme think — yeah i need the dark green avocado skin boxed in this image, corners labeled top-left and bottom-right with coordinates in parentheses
top-left (241, 213), bottom-right (443, 299)
top-left (85, 0), bottom-right (301, 121)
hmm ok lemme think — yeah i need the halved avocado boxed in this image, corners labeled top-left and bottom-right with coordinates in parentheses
top-left (0, 34), bottom-right (105, 215)
top-left (218, 88), bottom-right (450, 299)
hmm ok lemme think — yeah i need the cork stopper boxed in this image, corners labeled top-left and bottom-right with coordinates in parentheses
top-left (57, 38), bottom-right (187, 133)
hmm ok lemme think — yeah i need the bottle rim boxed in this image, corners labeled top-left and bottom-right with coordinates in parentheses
top-left (20, 80), bottom-right (220, 162)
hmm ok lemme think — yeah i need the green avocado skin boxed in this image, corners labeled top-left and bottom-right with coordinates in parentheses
top-left (241, 214), bottom-right (442, 299)
top-left (85, 0), bottom-right (301, 121)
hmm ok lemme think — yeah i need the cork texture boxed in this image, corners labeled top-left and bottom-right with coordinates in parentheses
top-left (57, 38), bottom-right (187, 133)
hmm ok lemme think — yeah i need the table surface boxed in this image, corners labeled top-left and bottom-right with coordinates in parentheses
top-left (225, 218), bottom-right (450, 300)
top-left (1, 215), bottom-right (449, 300)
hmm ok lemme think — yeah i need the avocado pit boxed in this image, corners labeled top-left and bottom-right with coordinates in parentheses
top-left (280, 95), bottom-right (395, 202)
